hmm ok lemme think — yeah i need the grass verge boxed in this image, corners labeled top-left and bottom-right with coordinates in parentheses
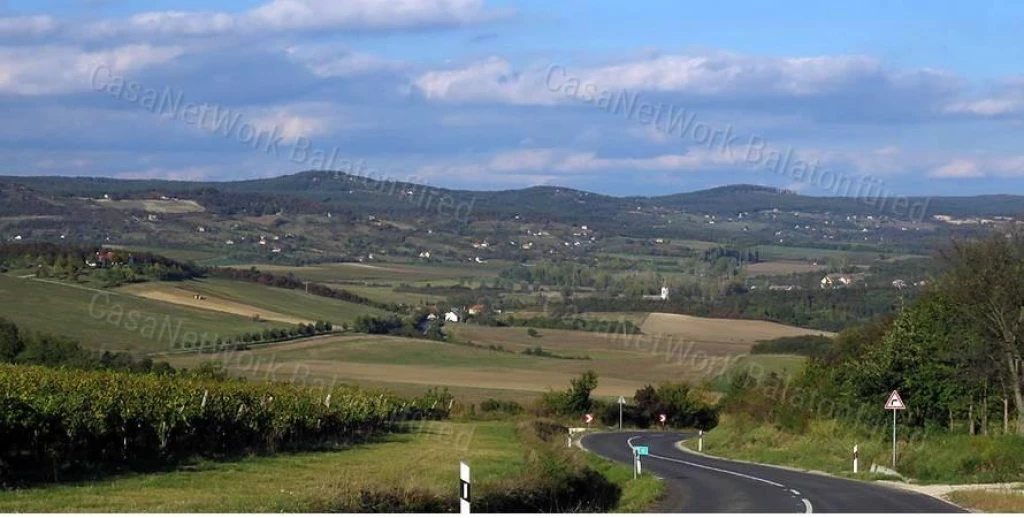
top-left (695, 414), bottom-right (1024, 484)
top-left (946, 490), bottom-right (1024, 512)
top-left (584, 454), bottom-right (663, 512)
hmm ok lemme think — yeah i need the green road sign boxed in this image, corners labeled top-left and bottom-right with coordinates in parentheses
top-left (633, 446), bottom-right (649, 456)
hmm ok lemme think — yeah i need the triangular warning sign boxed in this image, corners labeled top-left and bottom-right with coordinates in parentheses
top-left (884, 390), bottom-right (906, 410)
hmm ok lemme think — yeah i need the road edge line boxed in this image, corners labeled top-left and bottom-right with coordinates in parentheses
top-left (674, 440), bottom-right (970, 513)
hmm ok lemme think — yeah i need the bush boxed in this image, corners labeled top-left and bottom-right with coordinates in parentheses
top-left (537, 371), bottom-right (598, 416)
top-left (480, 399), bottom-right (524, 414)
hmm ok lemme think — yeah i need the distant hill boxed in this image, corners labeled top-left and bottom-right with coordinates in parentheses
top-left (1, 170), bottom-right (1020, 265)
top-left (4, 171), bottom-right (1023, 220)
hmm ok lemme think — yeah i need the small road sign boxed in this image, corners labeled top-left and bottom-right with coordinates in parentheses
top-left (617, 396), bottom-right (627, 405)
top-left (885, 390), bottom-right (906, 410)
top-left (633, 445), bottom-right (649, 456)
top-left (658, 413), bottom-right (667, 424)
top-left (584, 413), bottom-right (594, 424)
top-left (885, 390), bottom-right (906, 468)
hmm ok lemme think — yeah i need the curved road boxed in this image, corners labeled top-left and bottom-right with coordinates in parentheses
top-left (581, 432), bottom-right (964, 513)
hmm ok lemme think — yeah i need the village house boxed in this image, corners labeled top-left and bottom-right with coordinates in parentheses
top-left (820, 274), bottom-right (854, 289)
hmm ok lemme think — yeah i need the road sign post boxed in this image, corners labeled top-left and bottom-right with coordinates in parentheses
top-left (584, 413), bottom-right (593, 430)
top-left (460, 461), bottom-right (470, 514)
top-left (632, 445), bottom-right (648, 479)
top-left (853, 444), bottom-right (859, 473)
top-left (698, 429), bottom-right (704, 452)
top-left (884, 390), bottom-right (906, 469)
top-left (658, 413), bottom-right (667, 430)
top-left (617, 396), bottom-right (626, 430)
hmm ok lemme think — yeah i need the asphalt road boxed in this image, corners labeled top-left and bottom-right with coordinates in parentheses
top-left (581, 431), bottom-right (965, 513)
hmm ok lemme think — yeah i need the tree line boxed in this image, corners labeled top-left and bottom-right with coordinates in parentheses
top-left (724, 231), bottom-right (1024, 436)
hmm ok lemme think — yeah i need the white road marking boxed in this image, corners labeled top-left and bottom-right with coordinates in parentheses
top-left (628, 434), bottom-right (814, 513)
top-left (802, 498), bottom-right (813, 513)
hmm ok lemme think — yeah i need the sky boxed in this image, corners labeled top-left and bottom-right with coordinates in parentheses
top-left (1, 0), bottom-right (1023, 198)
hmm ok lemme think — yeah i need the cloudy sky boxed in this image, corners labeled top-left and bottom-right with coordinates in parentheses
top-left (1, 0), bottom-right (1023, 197)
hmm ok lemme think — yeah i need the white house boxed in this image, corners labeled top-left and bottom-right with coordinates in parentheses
top-left (892, 279), bottom-right (907, 290)
top-left (642, 285), bottom-right (670, 301)
top-left (820, 274), bottom-right (853, 289)
top-left (444, 311), bottom-right (460, 323)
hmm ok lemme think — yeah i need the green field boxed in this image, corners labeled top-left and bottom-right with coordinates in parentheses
top-left (709, 354), bottom-right (806, 392)
top-left (0, 275), bottom-right (275, 353)
top-left (753, 245), bottom-right (890, 262)
top-left (174, 278), bottom-right (384, 323)
top-left (0, 422), bottom-right (522, 512)
top-left (101, 245), bottom-right (226, 264)
top-left (328, 284), bottom-right (446, 306)
top-left (259, 334), bottom-right (554, 370)
top-left (234, 261), bottom-right (511, 284)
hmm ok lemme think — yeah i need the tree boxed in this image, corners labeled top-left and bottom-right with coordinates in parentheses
top-left (566, 370), bottom-right (599, 414)
top-left (0, 317), bottom-right (25, 362)
top-left (941, 232), bottom-right (1024, 432)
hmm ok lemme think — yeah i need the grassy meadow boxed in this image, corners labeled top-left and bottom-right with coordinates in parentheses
top-left (119, 278), bottom-right (384, 325)
top-left (0, 422), bottom-right (520, 512)
top-left (0, 275), bottom-right (276, 353)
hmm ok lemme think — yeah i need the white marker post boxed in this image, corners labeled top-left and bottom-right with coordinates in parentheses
top-left (853, 444), bottom-right (859, 474)
top-left (884, 390), bottom-right (906, 469)
top-left (460, 462), bottom-right (470, 514)
top-left (698, 429), bottom-right (704, 452)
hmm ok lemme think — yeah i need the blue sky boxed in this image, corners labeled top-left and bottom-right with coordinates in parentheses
top-left (0, 0), bottom-right (1022, 197)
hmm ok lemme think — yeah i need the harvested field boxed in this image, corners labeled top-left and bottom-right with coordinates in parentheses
top-left (640, 313), bottom-right (834, 344)
top-left (118, 284), bottom-right (304, 325)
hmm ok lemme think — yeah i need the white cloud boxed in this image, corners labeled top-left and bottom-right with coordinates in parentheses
top-left (248, 0), bottom-right (507, 32)
top-left (413, 52), bottom-right (960, 109)
top-left (0, 15), bottom-right (57, 39)
top-left (930, 159), bottom-right (983, 179)
top-left (284, 44), bottom-right (406, 78)
top-left (944, 78), bottom-right (1024, 117)
top-left (929, 156), bottom-right (1024, 178)
top-left (413, 147), bottom-right (750, 183)
top-left (0, 44), bottom-right (184, 95)
top-left (414, 56), bottom-right (559, 105)
top-left (3, 0), bottom-right (510, 42)
top-left (247, 103), bottom-right (338, 140)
